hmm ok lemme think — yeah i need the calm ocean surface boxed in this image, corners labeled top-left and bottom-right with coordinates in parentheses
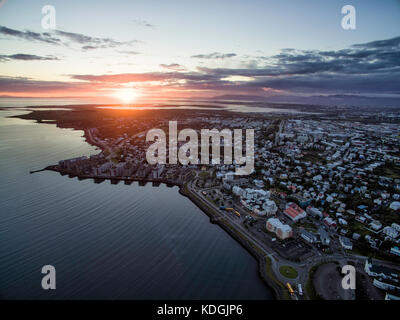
top-left (0, 101), bottom-right (273, 299)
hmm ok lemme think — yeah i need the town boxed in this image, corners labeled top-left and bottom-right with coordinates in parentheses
top-left (23, 104), bottom-right (400, 300)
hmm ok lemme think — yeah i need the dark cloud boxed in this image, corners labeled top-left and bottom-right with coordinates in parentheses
top-left (189, 36), bottom-right (400, 95)
top-left (0, 54), bottom-right (59, 62)
top-left (0, 36), bottom-right (399, 99)
top-left (160, 63), bottom-right (185, 71)
top-left (0, 76), bottom-right (90, 93)
top-left (55, 30), bottom-right (138, 50)
top-left (191, 52), bottom-right (237, 59)
top-left (0, 25), bottom-right (61, 45)
top-left (70, 72), bottom-right (216, 83)
top-left (0, 25), bottom-right (139, 50)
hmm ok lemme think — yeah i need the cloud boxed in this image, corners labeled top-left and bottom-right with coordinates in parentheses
top-left (0, 25), bottom-right (61, 45)
top-left (191, 52), bottom-right (237, 59)
top-left (0, 25), bottom-right (139, 50)
top-left (70, 72), bottom-right (215, 84)
top-left (0, 54), bottom-right (59, 62)
top-left (160, 63), bottom-right (185, 71)
top-left (0, 76), bottom-right (92, 93)
top-left (55, 30), bottom-right (138, 50)
top-left (117, 50), bottom-right (141, 55)
top-left (189, 36), bottom-right (400, 95)
top-left (133, 19), bottom-right (154, 28)
top-left (1, 36), bottom-right (399, 99)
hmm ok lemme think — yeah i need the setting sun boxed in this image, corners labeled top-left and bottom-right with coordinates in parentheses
top-left (112, 88), bottom-right (141, 104)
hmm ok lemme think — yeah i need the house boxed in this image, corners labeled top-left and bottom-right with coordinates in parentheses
top-left (392, 223), bottom-right (400, 232)
top-left (347, 209), bottom-right (356, 216)
top-left (318, 227), bottom-right (330, 246)
top-left (356, 216), bottom-right (367, 224)
top-left (385, 293), bottom-right (400, 300)
top-left (254, 179), bottom-right (264, 188)
top-left (390, 247), bottom-right (400, 256)
top-left (382, 226), bottom-right (399, 239)
top-left (339, 236), bottom-right (353, 250)
top-left (284, 202), bottom-right (307, 222)
top-left (299, 229), bottom-right (318, 244)
top-left (307, 206), bottom-right (323, 218)
top-left (390, 201), bottom-right (400, 210)
top-left (373, 278), bottom-right (400, 292)
top-left (370, 220), bottom-right (382, 231)
top-left (352, 233), bottom-right (361, 240)
top-left (324, 217), bottom-right (337, 228)
top-left (364, 258), bottom-right (399, 280)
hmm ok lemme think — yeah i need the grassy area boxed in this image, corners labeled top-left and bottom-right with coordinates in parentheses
top-left (374, 165), bottom-right (400, 179)
top-left (351, 244), bottom-right (400, 263)
top-left (279, 265), bottom-right (298, 279)
top-left (295, 221), bottom-right (317, 232)
top-left (348, 221), bottom-right (372, 238)
top-left (198, 171), bottom-right (210, 179)
top-left (302, 153), bottom-right (326, 165)
top-left (305, 263), bottom-right (326, 300)
top-left (265, 257), bottom-right (291, 300)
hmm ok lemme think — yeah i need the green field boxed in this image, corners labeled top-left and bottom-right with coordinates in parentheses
top-left (279, 265), bottom-right (298, 279)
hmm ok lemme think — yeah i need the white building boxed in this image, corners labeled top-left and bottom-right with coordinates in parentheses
top-left (300, 229), bottom-right (317, 244)
top-left (390, 247), bottom-right (400, 256)
top-left (262, 200), bottom-right (278, 216)
top-left (392, 223), bottom-right (400, 232)
top-left (232, 186), bottom-right (246, 198)
top-left (382, 226), bottom-right (399, 239)
top-left (307, 207), bottom-right (323, 218)
top-left (266, 218), bottom-right (292, 240)
top-left (364, 258), bottom-right (399, 280)
top-left (339, 236), bottom-right (353, 250)
top-left (373, 278), bottom-right (400, 292)
top-left (370, 220), bottom-right (382, 231)
top-left (390, 201), bottom-right (400, 211)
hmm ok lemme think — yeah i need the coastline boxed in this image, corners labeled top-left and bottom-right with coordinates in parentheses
top-left (179, 183), bottom-right (287, 300)
top-left (30, 124), bottom-right (288, 299)
top-left (32, 165), bottom-right (286, 300)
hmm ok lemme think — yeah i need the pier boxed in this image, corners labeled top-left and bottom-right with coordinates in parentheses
top-left (30, 165), bottom-right (184, 188)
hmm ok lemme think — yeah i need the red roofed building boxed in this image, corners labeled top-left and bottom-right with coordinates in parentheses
top-left (284, 202), bottom-right (307, 222)
top-left (279, 192), bottom-right (287, 199)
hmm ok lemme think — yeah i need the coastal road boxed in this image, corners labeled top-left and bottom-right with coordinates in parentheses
top-left (188, 179), bottom-right (305, 299)
top-left (187, 174), bottom-right (374, 300)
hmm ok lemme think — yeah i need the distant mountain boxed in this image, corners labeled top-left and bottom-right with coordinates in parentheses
top-left (211, 93), bottom-right (400, 107)
top-left (211, 94), bottom-right (269, 102)
top-left (267, 94), bottom-right (400, 108)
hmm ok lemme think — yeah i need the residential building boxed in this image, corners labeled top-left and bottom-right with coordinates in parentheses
top-left (284, 202), bottom-right (307, 222)
top-left (339, 236), bottom-right (353, 250)
top-left (266, 218), bottom-right (293, 240)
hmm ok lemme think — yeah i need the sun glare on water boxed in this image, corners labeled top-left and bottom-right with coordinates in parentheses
top-left (113, 88), bottom-right (141, 104)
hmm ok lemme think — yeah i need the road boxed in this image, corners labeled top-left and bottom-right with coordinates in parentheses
top-left (187, 173), bottom-right (400, 300)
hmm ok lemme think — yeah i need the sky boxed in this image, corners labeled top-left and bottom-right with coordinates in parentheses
top-left (0, 0), bottom-right (399, 103)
